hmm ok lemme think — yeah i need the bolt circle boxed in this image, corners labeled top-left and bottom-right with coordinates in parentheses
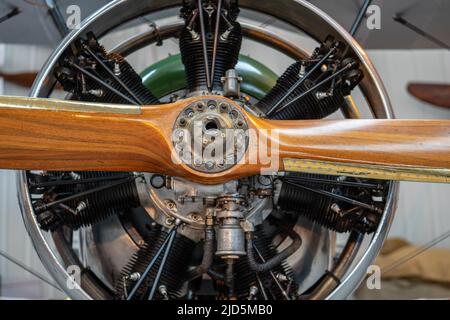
top-left (173, 98), bottom-right (249, 174)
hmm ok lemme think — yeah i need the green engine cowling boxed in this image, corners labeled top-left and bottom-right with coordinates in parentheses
top-left (140, 54), bottom-right (278, 100)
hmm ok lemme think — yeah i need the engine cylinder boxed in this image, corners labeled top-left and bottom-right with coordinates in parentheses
top-left (115, 228), bottom-right (196, 300)
top-left (256, 61), bottom-right (346, 120)
top-left (179, 2), bottom-right (242, 92)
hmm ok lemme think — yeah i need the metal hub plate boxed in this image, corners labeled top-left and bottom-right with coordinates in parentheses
top-left (172, 98), bottom-right (249, 173)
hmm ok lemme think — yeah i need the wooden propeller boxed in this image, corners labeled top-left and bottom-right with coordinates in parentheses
top-left (0, 71), bottom-right (37, 88)
top-left (0, 95), bottom-right (449, 184)
top-left (408, 83), bottom-right (450, 109)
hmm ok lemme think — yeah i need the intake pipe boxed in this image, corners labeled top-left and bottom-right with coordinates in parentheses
top-left (246, 229), bottom-right (302, 273)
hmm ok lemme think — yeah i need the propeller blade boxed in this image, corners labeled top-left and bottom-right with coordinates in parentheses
top-left (0, 71), bottom-right (37, 88)
top-left (263, 118), bottom-right (450, 183)
top-left (408, 83), bottom-right (450, 109)
top-left (0, 95), bottom-right (449, 184)
top-left (0, 95), bottom-right (188, 176)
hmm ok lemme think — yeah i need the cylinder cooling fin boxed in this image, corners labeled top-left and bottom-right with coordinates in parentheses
top-left (179, 0), bottom-right (242, 92)
top-left (28, 171), bottom-right (141, 231)
top-left (54, 32), bottom-right (161, 105)
top-left (256, 60), bottom-right (345, 120)
top-left (256, 36), bottom-right (363, 120)
top-left (277, 173), bottom-right (387, 234)
top-left (114, 227), bottom-right (196, 300)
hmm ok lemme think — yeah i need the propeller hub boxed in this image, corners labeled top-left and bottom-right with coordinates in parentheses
top-left (172, 98), bottom-right (249, 173)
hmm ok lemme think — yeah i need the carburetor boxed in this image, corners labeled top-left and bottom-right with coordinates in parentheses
top-left (214, 195), bottom-right (248, 259)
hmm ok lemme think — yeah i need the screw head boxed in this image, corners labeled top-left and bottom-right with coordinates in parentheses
top-left (166, 201), bottom-right (176, 210)
top-left (185, 107), bottom-right (194, 117)
top-left (219, 103), bottom-right (228, 113)
top-left (196, 102), bottom-right (205, 111)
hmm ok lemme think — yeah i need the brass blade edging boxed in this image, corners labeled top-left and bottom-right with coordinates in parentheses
top-left (0, 95), bottom-right (141, 114)
top-left (283, 158), bottom-right (450, 183)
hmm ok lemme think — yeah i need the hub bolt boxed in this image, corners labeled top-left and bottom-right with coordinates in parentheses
top-left (219, 103), bottom-right (228, 113)
top-left (196, 102), bottom-right (206, 111)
